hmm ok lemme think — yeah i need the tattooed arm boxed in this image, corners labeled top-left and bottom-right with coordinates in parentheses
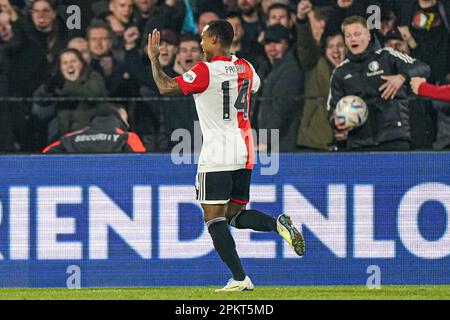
top-left (147, 29), bottom-right (183, 96)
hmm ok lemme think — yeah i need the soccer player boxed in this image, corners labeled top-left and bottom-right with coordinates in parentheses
top-left (410, 77), bottom-right (450, 103)
top-left (147, 20), bottom-right (305, 292)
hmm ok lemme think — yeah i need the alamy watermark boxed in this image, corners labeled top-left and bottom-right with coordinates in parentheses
top-left (65, 5), bottom-right (81, 30)
top-left (366, 265), bottom-right (381, 289)
top-left (170, 121), bottom-right (280, 176)
top-left (66, 265), bottom-right (81, 289)
top-left (367, 5), bottom-right (382, 30)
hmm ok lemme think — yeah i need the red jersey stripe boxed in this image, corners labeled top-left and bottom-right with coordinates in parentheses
top-left (234, 58), bottom-right (255, 170)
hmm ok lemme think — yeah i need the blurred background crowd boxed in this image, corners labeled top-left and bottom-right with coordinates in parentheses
top-left (0, 0), bottom-right (449, 153)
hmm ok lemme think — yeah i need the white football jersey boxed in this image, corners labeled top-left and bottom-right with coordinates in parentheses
top-left (175, 55), bottom-right (260, 173)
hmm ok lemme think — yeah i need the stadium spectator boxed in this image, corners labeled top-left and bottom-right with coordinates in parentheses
top-left (398, 0), bottom-right (450, 84)
top-left (42, 104), bottom-right (146, 153)
top-left (195, 0), bottom-right (227, 18)
top-left (33, 48), bottom-right (108, 143)
top-left (296, 1), bottom-right (345, 151)
top-left (266, 2), bottom-right (294, 30)
top-left (324, 0), bottom-right (372, 36)
top-left (173, 33), bottom-right (202, 74)
top-left (384, 27), bottom-right (437, 150)
top-left (68, 37), bottom-right (92, 64)
top-left (411, 74), bottom-right (450, 150)
top-left (261, 0), bottom-right (290, 17)
top-left (197, 11), bottom-right (220, 35)
top-left (376, 6), bottom-right (397, 46)
top-left (1, 0), bottom-right (49, 151)
top-left (87, 21), bottom-right (139, 98)
top-left (413, 76), bottom-right (450, 150)
top-left (257, 24), bottom-right (305, 152)
top-left (99, 0), bottom-right (139, 63)
top-left (328, 16), bottom-right (430, 151)
top-left (106, 0), bottom-right (134, 37)
top-left (260, 2), bottom-right (296, 46)
top-left (26, 0), bottom-right (68, 64)
top-left (0, 0), bottom-right (19, 22)
top-left (238, 0), bottom-right (264, 57)
top-left (0, 11), bottom-right (16, 151)
top-left (140, 0), bottom-right (186, 41)
top-left (226, 11), bottom-right (252, 62)
top-left (155, 28), bottom-right (178, 68)
top-left (383, 27), bottom-right (411, 54)
top-left (133, 0), bottom-right (158, 33)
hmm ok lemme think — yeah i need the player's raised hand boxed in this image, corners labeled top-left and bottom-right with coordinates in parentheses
top-left (147, 29), bottom-right (161, 62)
top-left (410, 77), bottom-right (426, 95)
top-left (379, 74), bottom-right (406, 100)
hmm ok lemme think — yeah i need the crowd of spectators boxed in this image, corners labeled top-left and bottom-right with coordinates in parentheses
top-left (0, 0), bottom-right (449, 153)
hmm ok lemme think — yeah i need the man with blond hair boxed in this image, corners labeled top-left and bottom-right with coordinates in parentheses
top-left (328, 16), bottom-right (430, 151)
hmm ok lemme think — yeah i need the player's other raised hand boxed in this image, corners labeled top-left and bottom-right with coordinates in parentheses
top-left (147, 29), bottom-right (161, 62)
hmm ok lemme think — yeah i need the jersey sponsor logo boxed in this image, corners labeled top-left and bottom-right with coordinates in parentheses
top-left (183, 71), bottom-right (197, 83)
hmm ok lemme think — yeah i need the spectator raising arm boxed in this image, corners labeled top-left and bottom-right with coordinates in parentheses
top-left (296, 1), bottom-right (321, 72)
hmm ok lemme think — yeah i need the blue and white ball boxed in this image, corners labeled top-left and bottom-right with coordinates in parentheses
top-left (335, 95), bottom-right (368, 128)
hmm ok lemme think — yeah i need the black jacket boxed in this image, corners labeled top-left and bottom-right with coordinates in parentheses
top-left (328, 35), bottom-right (431, 149)
top-left (257, 50), bottom-right (305, 152)
top-left (42, 114), bottom-right (146, 154)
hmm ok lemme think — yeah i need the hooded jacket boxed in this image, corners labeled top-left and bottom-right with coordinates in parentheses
top-left (328, 34), bottom-right (431, 149)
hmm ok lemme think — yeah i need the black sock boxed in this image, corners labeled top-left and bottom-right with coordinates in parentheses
top-left (230, 210), bottom-right (277, 232)
top-left (207, 218), bottom-right (246, 281)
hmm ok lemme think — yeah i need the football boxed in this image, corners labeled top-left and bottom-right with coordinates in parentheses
top-left (335, 95), bottom-right (368, 128)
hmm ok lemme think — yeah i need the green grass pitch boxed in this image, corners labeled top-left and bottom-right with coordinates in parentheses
top-left (0, 286), bottom-right (449, 300)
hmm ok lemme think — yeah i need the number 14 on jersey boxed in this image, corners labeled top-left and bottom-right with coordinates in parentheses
top-left (222, 79), bottom-right (251, 121)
